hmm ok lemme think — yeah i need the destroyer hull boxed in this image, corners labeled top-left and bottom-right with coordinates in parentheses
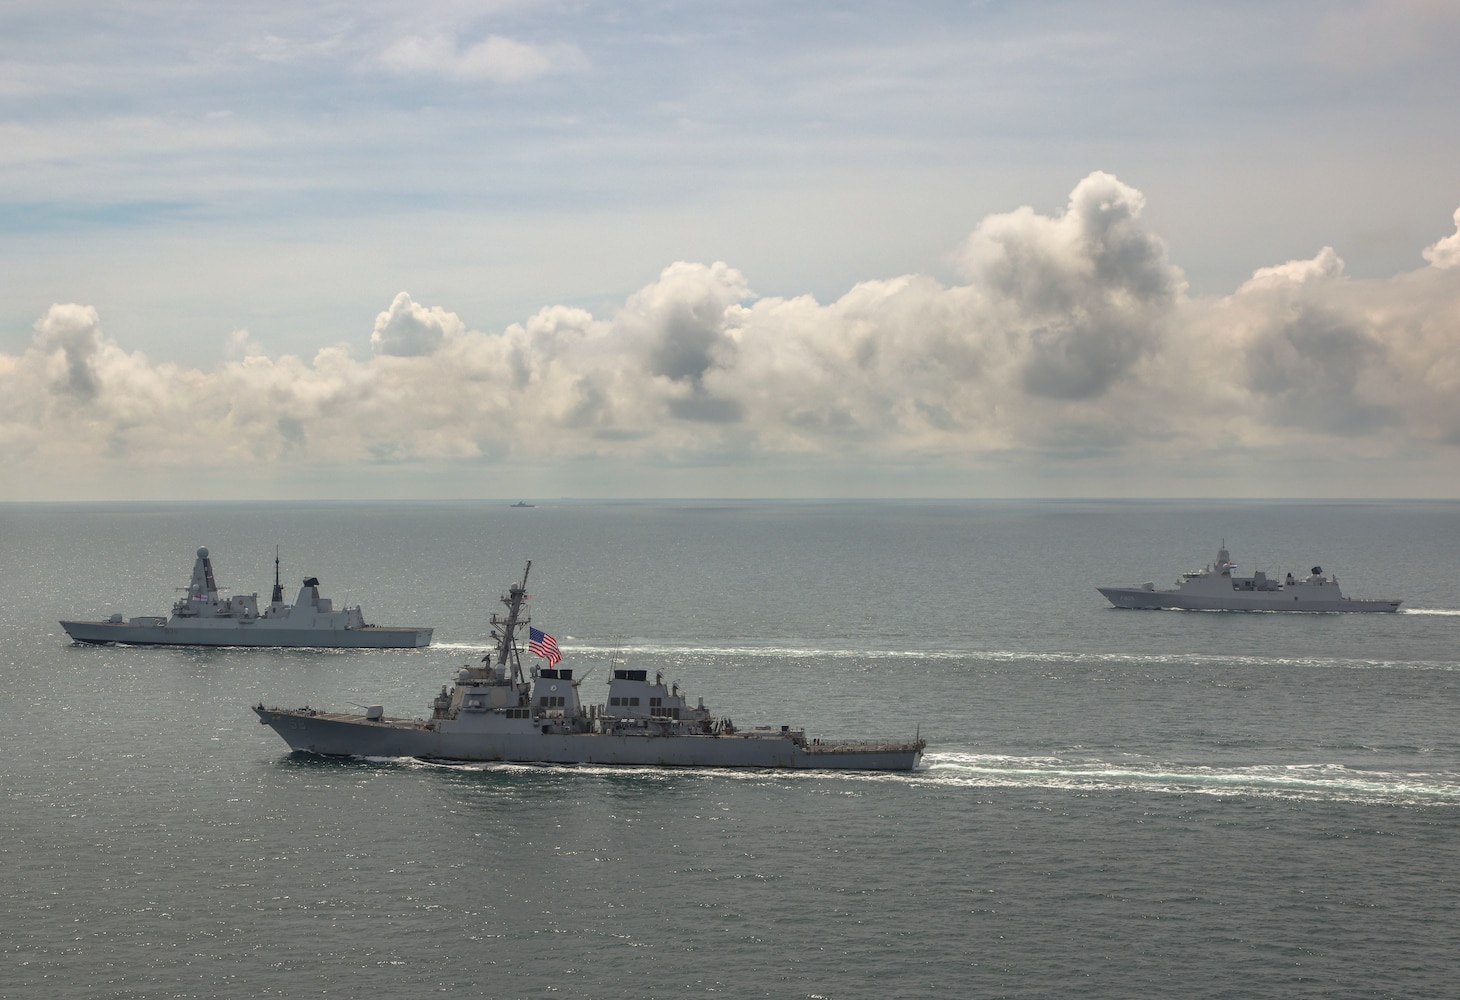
top-left (1096, 587), bottom-right (1402, 613)
top-left (61, 620), bottom-right (433, 648)
top-left (254, 708), bottom-right (923, 771)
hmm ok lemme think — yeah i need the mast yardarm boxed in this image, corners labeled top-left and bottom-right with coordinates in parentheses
top-left (487, 561), bottom-right (532, 684)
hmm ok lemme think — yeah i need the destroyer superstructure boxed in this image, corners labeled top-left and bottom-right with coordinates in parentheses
top-left (1097, 542), bottom-right (1402, 612)
top-left (254, 561), bottom-right (925, 770)
top-left (61, 547), bottom-right (433, 647)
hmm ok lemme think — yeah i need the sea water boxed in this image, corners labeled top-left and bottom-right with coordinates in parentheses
top-left (2, 499), bottom-right (1458, 998)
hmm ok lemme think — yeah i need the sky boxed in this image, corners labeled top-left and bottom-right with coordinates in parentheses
top-left (3, 0), bottom-right (1459, 500)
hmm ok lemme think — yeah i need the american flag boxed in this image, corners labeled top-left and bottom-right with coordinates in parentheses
top-left (528, 627), bottom-right (561, 666)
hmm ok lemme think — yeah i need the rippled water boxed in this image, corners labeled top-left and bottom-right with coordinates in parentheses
top-left (3, 499), bottom-right (1459, 997)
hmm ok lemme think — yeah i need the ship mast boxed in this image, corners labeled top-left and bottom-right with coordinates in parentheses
top-left (271, 546), bottom-right (284, 604)
top-left (486, 560), bottom-right (531, 685)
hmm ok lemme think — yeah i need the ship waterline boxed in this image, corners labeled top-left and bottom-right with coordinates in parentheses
top-left (63, 620), bottom-right (432, 647)
top-left (253, 708), bottom-right (922, 770)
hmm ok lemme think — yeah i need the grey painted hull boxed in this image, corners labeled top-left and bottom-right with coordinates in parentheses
top-left (62, 546), bottom-right (434, 648)
top-left (1096, 587), bottom-right (1402, 613)
top-left (254, 708), bottom-right (923, 771)
top-left (61, 620), bottom-right (433, 648)
top-left (1098, 542), bottom-right (1402, 613)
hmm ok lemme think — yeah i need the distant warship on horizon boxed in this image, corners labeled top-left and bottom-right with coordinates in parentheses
top-left (61, 547), bottom-right (434, 647)
top-left (1098, 542), bottom-right (1402, 612)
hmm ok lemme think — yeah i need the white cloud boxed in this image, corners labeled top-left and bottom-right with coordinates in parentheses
top-left (371, 291), bottom-right (465, 357)
top-left (33, 303), bottom-right (105, 399)
top-left (3, 174), bottom-right (1459, 498)
top-left (1422, 208), bottom-right (1460, 269)
top-left (1240, 245), bottom-right (1345, 290)
top-left (1193, 244), bottom-right (1460, 449)
top-left (952, 172), bottom-right (1184, 401)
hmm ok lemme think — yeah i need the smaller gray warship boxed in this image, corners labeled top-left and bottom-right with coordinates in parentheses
top-left (1098, 542), bottom-right (1402, 613)
top-left (254, 562), bottom-right (926, 770)
top-left (61, 547), bottom-right (434, 648)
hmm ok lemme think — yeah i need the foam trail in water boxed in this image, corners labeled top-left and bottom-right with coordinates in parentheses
top-left (919, 752), bottom-right (1460, 805)
top-left (559, 642), bottom-right (1457, 673)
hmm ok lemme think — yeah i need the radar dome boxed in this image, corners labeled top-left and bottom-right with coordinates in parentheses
top-left (197, 547), bottom-right (209, 558)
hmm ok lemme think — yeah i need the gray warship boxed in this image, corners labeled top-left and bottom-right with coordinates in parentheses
top-left (254, 562), bottom-right (926, 770)
top-left (1098, 542), bottom-right (1402, 613)
top-left (61, 547), bottom-right (434, 647)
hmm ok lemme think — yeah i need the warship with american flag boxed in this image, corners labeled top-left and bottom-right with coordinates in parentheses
top-left (254, 562), bottom-right (925, 770)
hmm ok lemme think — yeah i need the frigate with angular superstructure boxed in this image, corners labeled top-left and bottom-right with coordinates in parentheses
top-left (61, 547), bottom-right (433, 647)
top-left (254, 561), bottom-right (925, 770)
top-left (1098, 542), bottom-right (1402, 612)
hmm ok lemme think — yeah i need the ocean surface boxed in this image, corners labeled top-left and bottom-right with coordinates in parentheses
top-left (3, 498), bottom-right (1459, 999)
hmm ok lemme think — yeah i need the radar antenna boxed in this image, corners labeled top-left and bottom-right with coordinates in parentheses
top-left (485, 561), bottom-right (532, 687)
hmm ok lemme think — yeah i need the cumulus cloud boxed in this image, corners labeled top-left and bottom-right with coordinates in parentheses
top-left (371, 292), bottom-right (465, 357)
top-left (1423, 208), bottom-right (1460, 269)
top-left (953, 172), bottom-right (1183, 400)
top-left (1189, 238), bottom-right (1460, 451)
top-left (379, 34), bottom-right (582, 82)
top-left (1241, 245), bottom-right (1346, 289)
top-left (33, 303), bottom-right (105, 399)
top-left (3, 173), bottom-right (1460, 496)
